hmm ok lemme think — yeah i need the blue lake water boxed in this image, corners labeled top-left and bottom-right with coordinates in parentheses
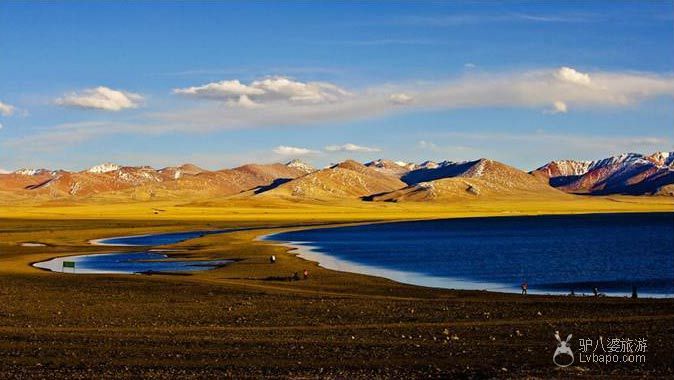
top-left (266, 213), bottom-right (674, 297)
top-left (34, 252), bottom-right (232, 274)
top-left (34, 229), bottom-right (235, 274)
top-left (91, 229), bottom-right (232, 246)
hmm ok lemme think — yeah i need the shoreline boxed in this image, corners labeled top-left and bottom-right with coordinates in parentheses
top-left (259, 212), bottom-right (674, 299)
top-left (23, 210), bottom-right (674, 298)
top-left (261, 232), bottom-right (674, 299)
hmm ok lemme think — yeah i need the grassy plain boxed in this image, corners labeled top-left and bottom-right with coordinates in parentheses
top-left (1, 195), bottom-right (673, 378)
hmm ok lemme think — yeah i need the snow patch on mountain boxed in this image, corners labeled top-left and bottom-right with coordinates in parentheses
top-left (14, 168), bottom-right (43, 176)
top-left (285, 159), bottom-right (315, 173)
top-left (535, 153), bottom-right (662, 178)
top-left (88, 163), bottom-right (121, 173)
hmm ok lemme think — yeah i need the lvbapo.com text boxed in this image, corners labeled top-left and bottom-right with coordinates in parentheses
top-left (579, 353), bottom-right (646, 364)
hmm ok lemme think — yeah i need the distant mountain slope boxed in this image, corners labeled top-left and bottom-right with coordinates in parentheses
top-left (0, 169), bottom-right (58, 192)
top-left (257, 160), bottom-right (406, 200)
top-left (532, 152), bottom-right (674, 195)
top-left (0, 161), bottom-right (307, 199)
top-left (370, 159), bottom-right (565, 202)
top-left (401, 160), bottom-right (486, 185)
top-left (2, 152), bottom-right (670, 200)
top-left (364, 159), bottom-right (417, 177)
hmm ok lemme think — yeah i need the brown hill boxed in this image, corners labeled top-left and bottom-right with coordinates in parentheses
top-left (371, 159), bottom-right (566, 202)
top-left (532, 152), bottom-right (674, 195)
top-left (655, 184), bottom-right (674, 196)
top-left (0, 170), bottom-right (57, 192)
top-left (256, 160), bottom-right (406, 200)
top-left (159, 163), bottom-right (207, 178)
top-left (0, 162), bottom-right (308, 200)
top-left (365, 159), bottom-right (417, 177)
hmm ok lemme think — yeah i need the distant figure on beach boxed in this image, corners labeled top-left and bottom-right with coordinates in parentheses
top-left (632, 285), bottom-right (638, 299)
top-left (593, 287), bottom-right (599, 297)
top-left (292, 272), bottom-right (300, 281)
top-left (521, 282), bottom-right (528, 295)
top-left (270, 255), bottom-right (276, 264)
top-left (303, 269), bottom-right (309, 280)
top-left (570, 289), bottom-right (575, 297)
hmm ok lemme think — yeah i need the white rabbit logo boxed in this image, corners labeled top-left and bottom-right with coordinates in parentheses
top-left (553, 331), bottom-right (574, 367)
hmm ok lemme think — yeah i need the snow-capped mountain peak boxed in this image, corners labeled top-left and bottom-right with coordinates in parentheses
top-left (285, 159), bottom-right (315, 173)
top-left (87, 163), bottom-right (122, 174)
top-left (532, 151), bottom-right (674, 195)
top-left (14, 168), bottom-right (42, 176)
top-left (13, 168), bottom-right (54, 176)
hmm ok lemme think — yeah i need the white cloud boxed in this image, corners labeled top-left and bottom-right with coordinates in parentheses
top-left (389, 93), bottom-right (414, 105)
top-left (0, 101), bottom-right (16, 116)
top-left (173, 76), bottom-right (350, 106)
top-left (546, 100), bottom-right (568, 114)
top-left (272, 145), bottom-right (319, 156)
top-left (464, 63), bottom-right (477, 69)
top-left (555, 66), bottom-right (592, 86)
top-left (55, 86), bottom-right (143, 111)
top-left (172, 80), bottom-right (264, 99)
top-left (324, 143), bottom-right (381, 153)
top-left (0, 122), bottom-right (3, 129)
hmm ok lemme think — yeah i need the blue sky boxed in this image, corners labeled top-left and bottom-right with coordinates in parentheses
top-left (0, 1), bottom-right (673, 171)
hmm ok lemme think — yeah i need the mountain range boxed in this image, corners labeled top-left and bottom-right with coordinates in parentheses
top-left (1, 152), bottom-right (672, 202)
top-left (530, 152), bottom-right (674, 196)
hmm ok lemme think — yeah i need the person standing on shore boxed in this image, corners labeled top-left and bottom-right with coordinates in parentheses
top-left (303, 269), bottom-right (309, 280)
top-left (270, 255), bottom-right (276, 264)
top-left (521, 281), bottom-right (528, 295)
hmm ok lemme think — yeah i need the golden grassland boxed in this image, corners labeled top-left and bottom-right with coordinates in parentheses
top-left (1, 193), bottom-right (672, 221)
top-left (0, 195), bottom-right (673, 377)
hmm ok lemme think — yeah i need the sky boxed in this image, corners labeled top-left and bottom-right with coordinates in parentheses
top-left (0, 1), bottom-right (673, 172)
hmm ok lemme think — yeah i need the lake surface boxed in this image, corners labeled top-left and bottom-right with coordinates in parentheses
top-left (34, 229), bottom-right (234, 274)
top-left (90, 229), bottom-right (233, 246)
top-left (265, 213), bottom-right (674, 297)
top-left (33, 252), bottom-right (232, 274)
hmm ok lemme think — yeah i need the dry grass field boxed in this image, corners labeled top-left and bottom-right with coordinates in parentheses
top-left (1, 195), bottom-right (673, 378)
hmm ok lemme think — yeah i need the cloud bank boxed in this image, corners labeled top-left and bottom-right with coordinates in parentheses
top-left (272, 145), bottom-right (319, 156)
top-left (159, 66), bottom-right (674, 132)
top-left (8, 66), bottom-right (674, 150)
top-left (173, 76), bottom-right (351, 107)
top-left (55, 86), bottom-right (143, 111)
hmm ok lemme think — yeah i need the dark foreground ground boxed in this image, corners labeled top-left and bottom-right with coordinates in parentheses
top-left (1, 218), bottom-right (673, 379)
